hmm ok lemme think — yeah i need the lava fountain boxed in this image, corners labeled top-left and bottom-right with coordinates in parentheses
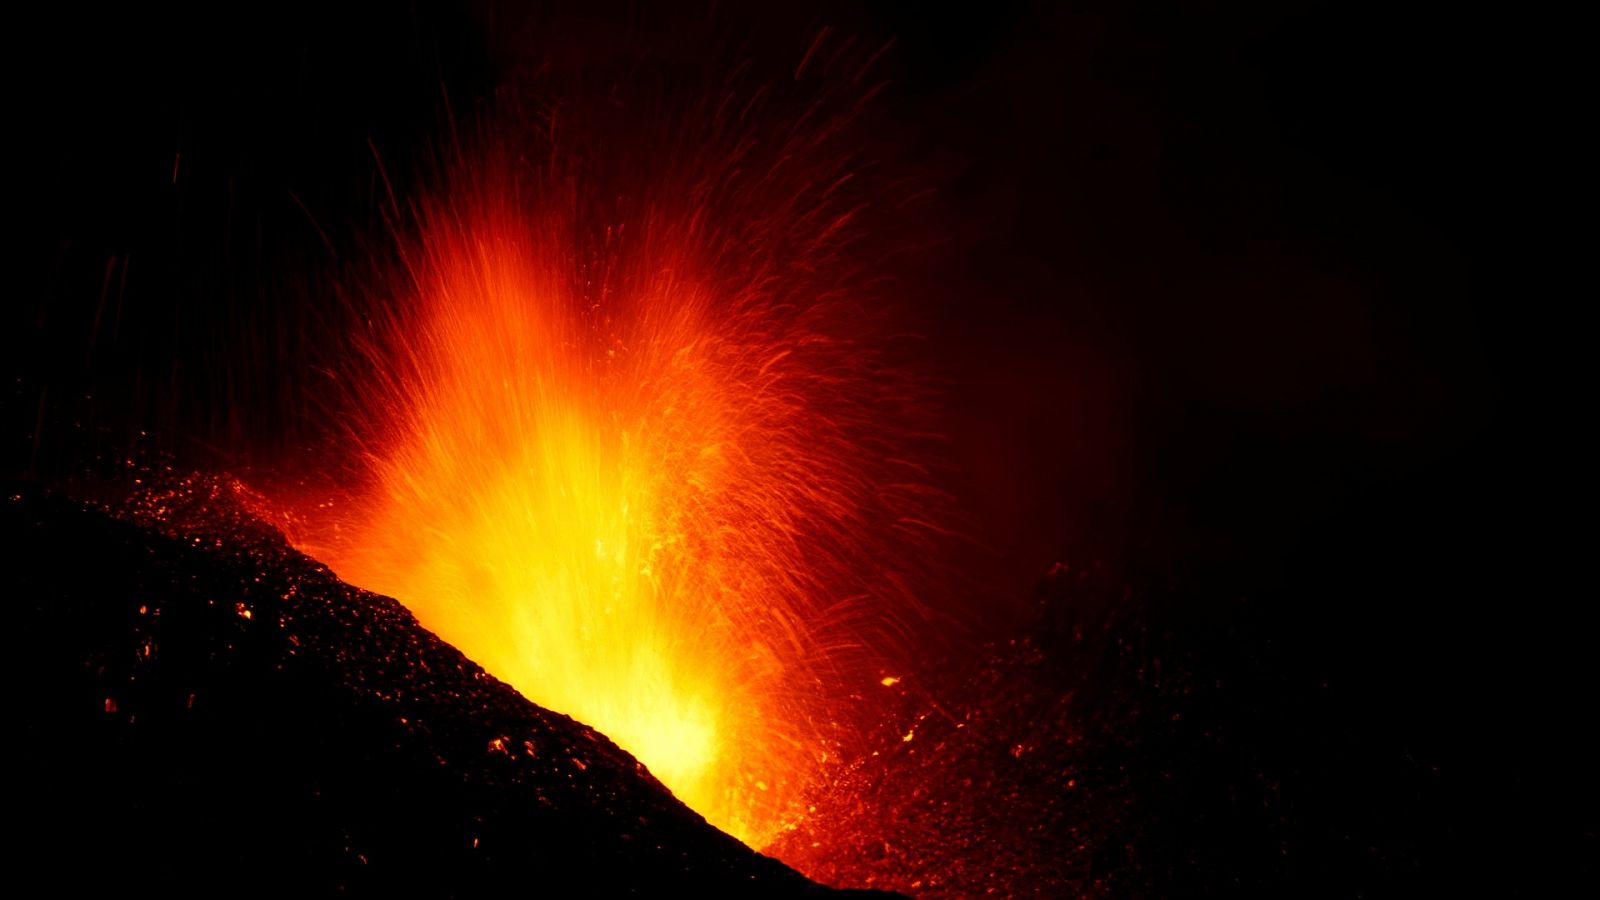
top-left (264, 58), bottom-right (947, 848)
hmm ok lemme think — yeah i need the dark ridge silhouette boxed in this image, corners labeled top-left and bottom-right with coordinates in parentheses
top-left (7, 477), bottom-right (900, 898)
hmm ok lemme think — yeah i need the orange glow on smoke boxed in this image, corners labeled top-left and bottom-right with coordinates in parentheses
top-left (272, 104), bottom-right (941, 848)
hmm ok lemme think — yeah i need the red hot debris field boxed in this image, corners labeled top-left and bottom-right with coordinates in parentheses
top-left (772, 561), bottom-right (1545, 897)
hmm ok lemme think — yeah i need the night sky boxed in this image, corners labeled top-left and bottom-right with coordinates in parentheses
top-left (9, 2), bottom-right (1581, 892)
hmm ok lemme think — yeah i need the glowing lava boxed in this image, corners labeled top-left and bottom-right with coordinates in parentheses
top-left (269, 87), bottom-right (942, 848)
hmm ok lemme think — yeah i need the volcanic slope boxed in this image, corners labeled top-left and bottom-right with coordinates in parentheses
top-left (7, 477), bottom-right (898, 897)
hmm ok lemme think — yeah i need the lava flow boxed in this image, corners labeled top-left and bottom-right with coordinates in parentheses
top-left (263, 73), bottom-right (944, 849)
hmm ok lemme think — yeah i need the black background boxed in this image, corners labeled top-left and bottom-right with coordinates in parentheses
top-left (8, 1), bottom-right (1583, 891)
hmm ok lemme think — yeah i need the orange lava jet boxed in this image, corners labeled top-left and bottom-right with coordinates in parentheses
top-left (268, 73), bottom-right (944, 849)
